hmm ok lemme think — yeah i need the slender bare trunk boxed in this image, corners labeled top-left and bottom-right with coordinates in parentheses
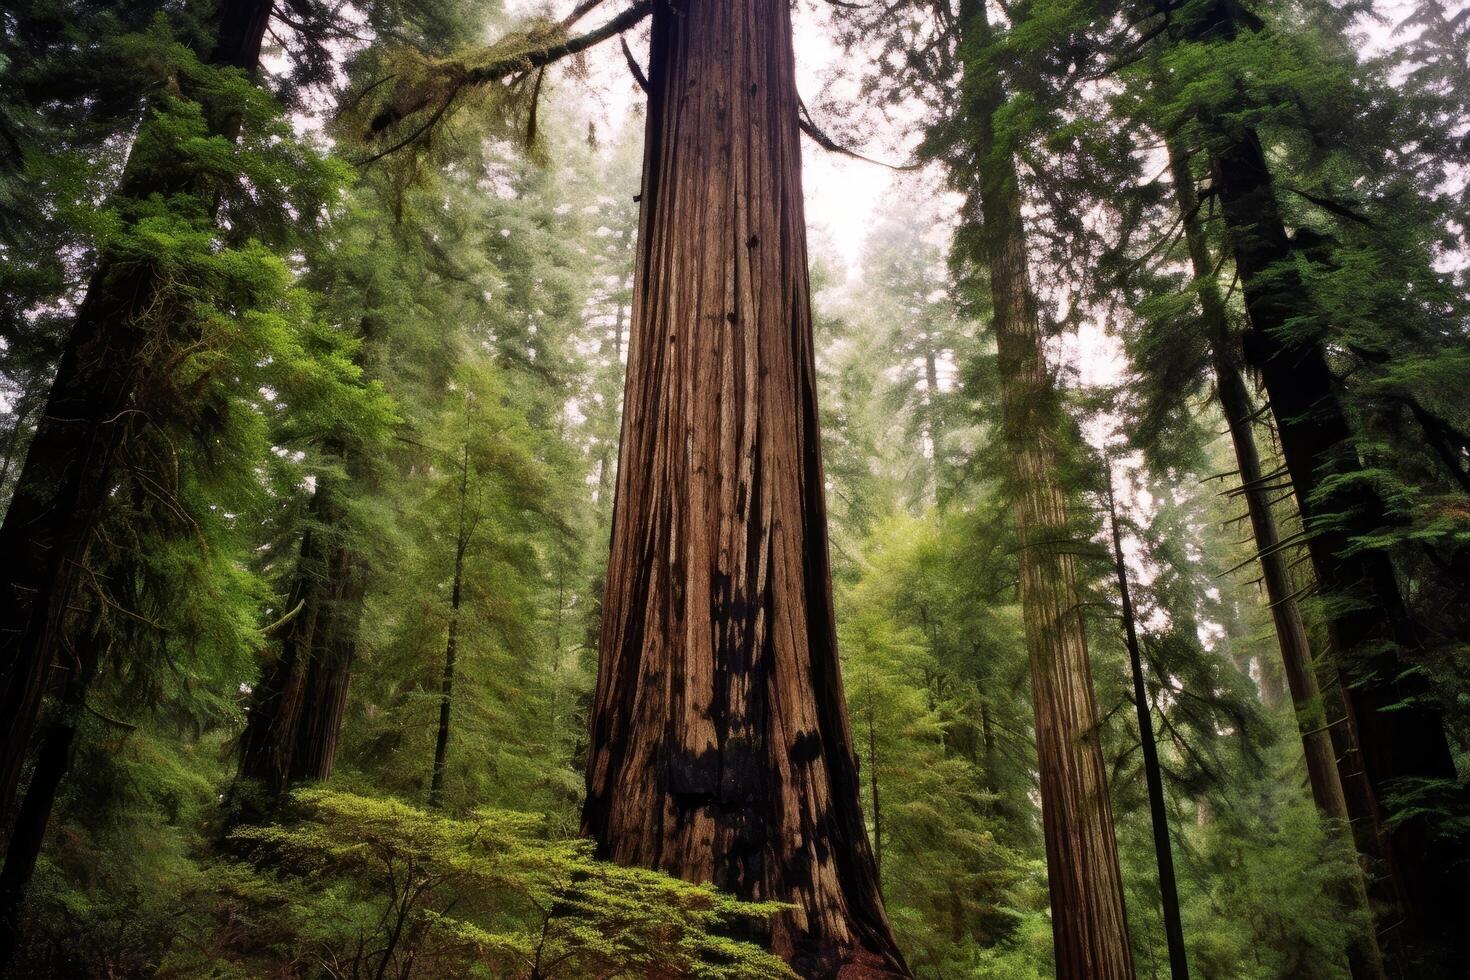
top-left (1106, 470), bottom-right (1188, 980)
top-left (430, 444), bottom-right (472, 807)
top-left (1166, 132), bottom-right (1389, 979)
top-left (923, 347), bottom-right (941, 500)
top-left (865, 674), bottom-right (882, 885)
top-left (596, 297), bottom-right (628, 506)
top-left (1175, 5), bottom-right (1470, 953)
top-left (979, 701), bottom-right (997, 795)
top-left (581, 3), bottom-right (906, 975)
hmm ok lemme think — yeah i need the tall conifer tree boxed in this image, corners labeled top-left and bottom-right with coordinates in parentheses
top-left (580, 2), bottom-right (907, 975)
top-left (945, 4), bottom-right (1136, 975)
top-left (0, 0), bottom-right (276, 823)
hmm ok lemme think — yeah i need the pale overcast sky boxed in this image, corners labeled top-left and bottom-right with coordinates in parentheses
top-left (536, 0), bottom-right (915, 273)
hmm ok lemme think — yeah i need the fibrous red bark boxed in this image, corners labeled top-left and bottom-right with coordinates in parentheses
top-left (580, 2), bottom-right (907, 976)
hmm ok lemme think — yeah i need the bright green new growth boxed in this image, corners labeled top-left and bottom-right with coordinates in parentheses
top-left (212, 789), bottom-right (795, 980)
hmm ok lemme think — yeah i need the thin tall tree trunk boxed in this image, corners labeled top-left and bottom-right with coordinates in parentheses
top-left (0, 0), bottom-right (274, 820)
top-left (1179, 5), bottom-right (1470, 956)
top-left (979, 700), bottom-right (997, 795)
top-left (1165, 139), bottom-right (1387, 980)
top-left (580, 2), bottom-right (906, 975)
top-left (923, 346), bottom-right (941, 501)
top-left (1168, 142), bottom-right (1324, 748)
top-left (1254, 649), bottom-right (1288, 711)
top-left (956, 5), bottom-right (1134, 977)
top-left (865, 674), bottom-right (882, 885)
top-left (596, 297), bottom-right (628, 506)
top-left (430, 444), bottom-right (472, 808)
top-left (1105, 470), bottom-right (1188, 980)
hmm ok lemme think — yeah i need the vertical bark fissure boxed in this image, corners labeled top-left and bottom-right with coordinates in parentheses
top-left (581, 3), bottom-right (907, 975)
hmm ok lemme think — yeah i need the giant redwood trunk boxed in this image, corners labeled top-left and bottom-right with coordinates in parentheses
top-left (0, 0), bottom-right (274, 822)
top-left (1188, 5), bottom-right (1470, 962)
top-left (579, 2), bottom-right (906, 976)
top-left (980, 180), bottom-right (1134, 980)
top-left (955, 6), bottom-right (1134, 978)
top-left (1164, 140), bottom-right (1387, 979)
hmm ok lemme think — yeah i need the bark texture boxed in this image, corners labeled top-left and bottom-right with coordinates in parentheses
top-left (0, 0), bottom-right (274, 821)
top-left (957, 6), bottom-right (1134, 977)
top-left (987, 202), bottom-right (1133, 980)
top-left (580, 3), bottom-right (907, 976)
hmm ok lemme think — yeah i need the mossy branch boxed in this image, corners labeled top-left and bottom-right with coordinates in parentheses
top-left (349, 0), bottom-right (653, 166)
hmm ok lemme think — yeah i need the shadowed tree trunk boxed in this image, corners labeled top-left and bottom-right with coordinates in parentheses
top-left (287, 541), bottom-right (364, 784)
top-left (236, 481), bottom-right (366, 801)
top-left (430, 444), bottom-right (475, 807)
top-left (0, 0), bottom-right (275, 821)
top-left (0, 622), bottom-right (105, 969)
top-left (1183, 2), bottom-right (1470, 965)
top-left (579, 1), bottom-right (907, 975)
top-left (954, 5), bottom-right (1134, 977)
top-left (1164, 139), bottom-right (1387, 980)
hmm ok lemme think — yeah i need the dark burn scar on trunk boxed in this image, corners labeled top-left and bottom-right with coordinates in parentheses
top-left (667, 746), bottom-right (721, 804)
top-left (788, 730), bottom-right (822, 766)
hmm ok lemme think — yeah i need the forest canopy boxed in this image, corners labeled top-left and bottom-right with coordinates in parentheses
top-left (0, 0), bottom-right (1467, 978)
